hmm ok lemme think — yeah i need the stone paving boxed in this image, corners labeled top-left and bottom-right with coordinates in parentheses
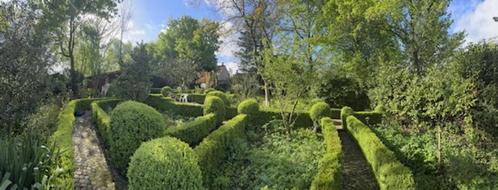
top-left (73, 112), bottom-right (115, 190)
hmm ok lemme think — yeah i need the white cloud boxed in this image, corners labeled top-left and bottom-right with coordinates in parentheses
top-left (217, 21), bottom-right (240, 59)
top-left (454, 0), bottom-right (498, 43)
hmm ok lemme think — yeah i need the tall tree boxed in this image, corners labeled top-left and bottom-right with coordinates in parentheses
top-left (0, 1), bottom-right (54, 132)
top-left (45, 0), bottom-right (121, 98)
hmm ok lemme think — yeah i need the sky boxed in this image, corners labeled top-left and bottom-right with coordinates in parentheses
top-left (122, 0), bottom-right (498, 74)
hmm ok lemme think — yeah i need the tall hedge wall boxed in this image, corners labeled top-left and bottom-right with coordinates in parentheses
top-left (311, 117), bottom-right (342, 190)
top-left (165, 113), bottom-right (218, 146)
top-left (345, 115), bottom-right (415, 190)
top-left (48, 98), bottom-right (98, 189)
top-left (193, 114), bottom-right (248, 189)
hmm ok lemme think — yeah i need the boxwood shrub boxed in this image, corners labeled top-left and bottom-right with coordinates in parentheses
top-left (161, 86), bottom-right (173, 97)
top-left (91, 99), bottom-right (121, 147)
top-left (109, 101), bottom-right (165, 174)
top-left (127, 137), bottom-right (204, 190)
top-left (165, 113), bottom-right (217, 146)
top-left (310, 102), bottom-right (331, 124)
top-left (346, 115), bottom-right (415, 190)
top-left (194, 114), bottom-right (248, 189)
top-left (203, 96), bottom-right (226, 124)
top-left (340, 106), bottom-right (353, 129)
top-left (237, 98), bottom-right (259, 115)
top-left (311, 117), bottom-right (342, 190)
top-left (206, 90), bottom-right (230, 107)
top-left (187, 93), bottom-right (206, 104)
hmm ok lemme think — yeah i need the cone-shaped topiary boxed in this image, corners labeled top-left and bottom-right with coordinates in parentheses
top-left (127, 137), bottom-right (204, 190)
top-left (237, 99), bottom-right (259, 115)
top-left (204, 96), bottom-right (225, 124)
top-left (206, 90), bottom-right (230, 107)
top-left (310, 102), bottom-right (331, 124)
top-left (161, 86), bottom-right (173, 97)
top-left (109, 101), bottom-right (165, 174)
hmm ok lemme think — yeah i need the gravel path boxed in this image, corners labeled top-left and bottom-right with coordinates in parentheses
top-left (73, 112), bottom-right (115, 190)
top-left (338, 129), bottom-right (379, 190)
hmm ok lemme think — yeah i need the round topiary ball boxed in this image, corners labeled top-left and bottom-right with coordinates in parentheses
top-left (109, 101), bottom-right (166, 174)
top-left (161, 86), bottom-right (173, 97)
top-left (204, 96), bottom-right (225, 124)
top-left (340, 106), bottom-right (354, 128)
top-left (206, 90), bottom-right (230, 107)
top-left (238, 99), bottom-right (259, 115)
top-left (127, 137), bottom-right (204, 190)
top-left (309, 102), bottom-right (331, 123)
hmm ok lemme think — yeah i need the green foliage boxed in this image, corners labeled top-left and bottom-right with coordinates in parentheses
top-left (203, 96), bottom-right (226, 124)
top-left (91, 99), bottom-right (121, 147)
top-left (0, 135), bottom-right (60, 189)
top-left (127, 137), bottom-right (204, 190)
top-left (317, 73), bottom-right (370, 111)
top-left (194, 114), bottom-right (248, 189)
top-left (187, 93), bottom-right (206, 104)
top-left (237, 99), bottom-right (259, 115)
top-left (109, 101), bottom-right (165, 174)
top-left (311, 117), bottom-right (342, 190)
top-left (353, 111), bottom-right (383, 126)
top-left (309, 102), bottom-right (331, 124)
top-left (204, 88), bottom-right (216, 94)
top-left (346, 116), bottom-right (415, 189)
top-left (165, 113), bottom-right (217, 146)
top-left (340, 107), bottom-right (353, 129)
top-left (161, 86), bottom-right (173, 97)
top-left (109, 43), bottom-right (153, 101)
top-left (23, 102), bottom-right (61, 142)
top-left (219, 121), bottom-right (325, 190)
top-left (207, 90), bottom-right (230, 107)
top-left (145, 94), bottom-right (203, 117)
top-left (0, 1), bottom-right (54, 131)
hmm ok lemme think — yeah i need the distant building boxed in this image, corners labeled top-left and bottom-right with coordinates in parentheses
top-left (195, 64), bottom-right (231, 89)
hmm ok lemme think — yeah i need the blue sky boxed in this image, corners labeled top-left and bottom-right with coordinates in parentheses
top-left (123, 0), bottom-right (498, 73)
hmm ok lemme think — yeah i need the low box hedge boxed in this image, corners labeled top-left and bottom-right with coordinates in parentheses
top-left (165, 113), bottom-right (218, 146)
top-left (48, 98), bottom-right (98, 189)
top-left (91, 99), bottom-right (121, 147)
top-left (145, 94), bottom-right (203, 117)
top-left (187, 93), bottom-right (206, 104)
top-left (194, 114), bottom-right (248, 189)
top-left (311, 117), bottom-right (342, 190)
top-left (345, 115), bottom-right (415, 190)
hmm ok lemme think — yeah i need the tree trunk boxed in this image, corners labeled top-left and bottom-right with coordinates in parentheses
top-left (69, 17), bottom-right (79, 98)
top-left (263, 80), bottom-right (269, 106)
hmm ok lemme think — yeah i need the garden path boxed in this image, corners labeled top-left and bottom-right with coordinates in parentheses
top-left (73, 112), bottom-right (115, 190)
top-left (335, 120), bottom-right (379, 190)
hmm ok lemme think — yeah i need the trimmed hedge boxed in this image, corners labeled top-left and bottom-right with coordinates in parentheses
top-left (203, 96), bottom-right (226, 124)
top-left (206, 90), bottom-right (230, 107)
top-left (311, 117), bottom-right (342, 190)
top-left (109, 101), bottom-right (166, 174)
top-left (127, 137), bottom-right (204, 190)
top-left (346, 116), bottom-right (415, 190)
top-left (194, 114), bottom-right (248, 189)
top-left (310, 102), bottom-right (331, 124)
top-left (161, 86), bottom-right (173, 97)
top-left (165, 113), bottom-right (218, 146)
top-left (237, 98), bottom-right (259, 115)
top-left (145, 94), bottom-right (203, 117)
top-left (330, 108), bottom-right (341, 119)
top-left (91, 99), bottom-right (121, 146)
top-left (187, 93), bottom-right (206, 104)
top-left (48, 98), bottom-right (97, 189)
top-left (341, 107), bottom-right (354, 129)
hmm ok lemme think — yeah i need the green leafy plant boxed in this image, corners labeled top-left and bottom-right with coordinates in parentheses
top-left (128, 137), bottom-right (204, 190)
top-left (160, 86), bottom-right (173, 97)
top-left (109, 101), bottom-right (165, 174)
top-left (203, 96), bottom-right (226, 124)
top-left (309, 102), bottom-right (331, 130)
